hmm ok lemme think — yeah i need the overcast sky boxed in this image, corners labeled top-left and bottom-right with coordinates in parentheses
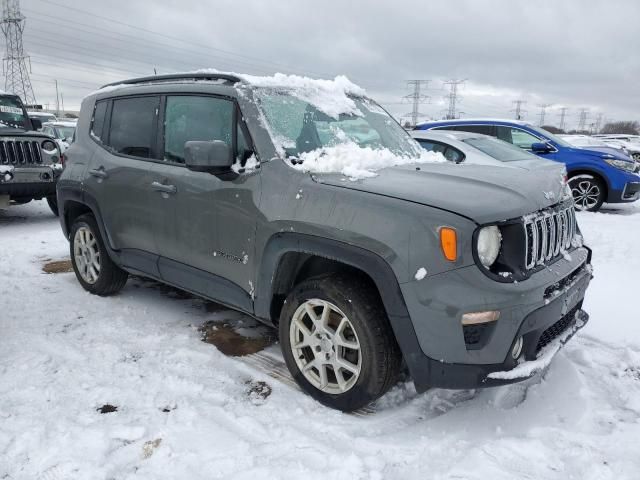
top-left (16, 0), bottom-right (640, 129)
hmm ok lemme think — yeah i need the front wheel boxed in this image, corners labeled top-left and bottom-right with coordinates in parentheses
top-left (279, 274), bottom-right (401, 411)
top-left (569, 174), bottom-right (605, 212)
top-left (70, 214), bottom-right (128, 296)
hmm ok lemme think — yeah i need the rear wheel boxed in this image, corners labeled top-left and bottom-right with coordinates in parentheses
top-left (569, 174), bottom-right (605, 212)
top-left (70, 214), bottom-right (128, 296)
top-left (279, 273), bottom-right (401, 411)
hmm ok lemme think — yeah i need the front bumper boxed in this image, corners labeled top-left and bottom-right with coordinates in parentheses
top-left (0, 165), bottom-right (59, 199)
top-left (400, 247), bottom-right (592, 391)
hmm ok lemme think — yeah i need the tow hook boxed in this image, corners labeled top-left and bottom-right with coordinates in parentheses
top-left (0, 167), bottom-right (14, 183)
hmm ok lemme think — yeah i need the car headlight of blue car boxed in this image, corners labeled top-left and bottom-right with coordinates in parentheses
top-left (603, 157), bottom-right (636, 172)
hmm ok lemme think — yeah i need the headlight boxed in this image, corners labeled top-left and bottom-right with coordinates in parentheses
top-left (604, 158), bottom-right (636, 172)
top-left (41, 140), bottom-right (57, 153)
top-left (477, 226), bottom-right (502, 268)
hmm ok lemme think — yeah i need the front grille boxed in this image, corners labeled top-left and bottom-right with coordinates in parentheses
top-left (536, 304), bottom-right (579, 352)
top-left (524, 204), bottom-right (576, 270)
top-left (0, 140), bottom-right (43, 165)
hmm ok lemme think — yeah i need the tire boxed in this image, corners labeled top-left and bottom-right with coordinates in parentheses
top-left (279, 273), bottom-right (402, 411)
top-left (69, 213), bottom-right (128, 296)
top-left (569, 174), bottom-right (605, 212)
top-left (46, 195), bottom-right (59, 216)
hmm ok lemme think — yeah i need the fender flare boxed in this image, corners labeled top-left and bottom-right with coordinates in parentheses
top-left (254, 232), bottom-right (427, 377)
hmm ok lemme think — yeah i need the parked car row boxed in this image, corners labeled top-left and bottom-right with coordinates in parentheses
top-left (51, 72), bottom-right (594, 411)
top-left (414, 119), bottom-right (640, 211)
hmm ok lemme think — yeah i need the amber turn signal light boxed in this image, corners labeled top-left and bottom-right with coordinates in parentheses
top-left (440, 227), bottom-right (457, 261)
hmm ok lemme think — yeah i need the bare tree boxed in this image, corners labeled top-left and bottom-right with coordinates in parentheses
top-left (600, 121), bottom-right (639, 135)
top-left (540, 125), bottom-right (565, 134)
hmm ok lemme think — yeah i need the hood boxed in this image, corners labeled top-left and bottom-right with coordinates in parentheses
top-left (315, 162), bottom-right (568, 224)
top-left (567, 145), bottom-right (632, 162)
top-left (0, 126), bottom-right (48, 137)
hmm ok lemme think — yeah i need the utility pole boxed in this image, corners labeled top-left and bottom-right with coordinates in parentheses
top-left (558, 107), bottom-right (568, 131)
top-left (511, 100), bottom-right (527, 120)
top-left (443, 79), bottom-right (466, 120)
top-left (61, 92), bottom-right (65, 114)
top-left (1, 0), bottom-right (36, 106)
top-left (537, 103), bottom-right (551, 126)
top-left (577, 108), bottom-right (589, 132)
top-left (402, 80), bottom-right (430, 128)
top-left (55, 79), bottom-right (60, 116)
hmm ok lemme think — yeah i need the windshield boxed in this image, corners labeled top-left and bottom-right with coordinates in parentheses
top-left (463, 136), bottom-right (540, 162)
top-left (532, 126), bottom-right (572, 147)
top-left (57, 126), bottom-right (75, 139)
top-left (0, 96), bottom-right (28, 129)
top-left (254, 89), bottom-right (422, 158)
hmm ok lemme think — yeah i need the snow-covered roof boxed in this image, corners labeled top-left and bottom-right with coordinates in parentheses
top-left (417, 117), bottom-right (530, 127)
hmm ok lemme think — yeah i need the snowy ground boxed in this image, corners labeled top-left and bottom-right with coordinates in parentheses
top-left (1, 200), bottom-right (639, 479)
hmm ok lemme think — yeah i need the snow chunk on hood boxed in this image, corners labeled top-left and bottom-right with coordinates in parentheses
top-left (292, 142), bottom-right (446, 180)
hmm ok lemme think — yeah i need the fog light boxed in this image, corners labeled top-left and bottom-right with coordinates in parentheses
top-left (511, 336), bottom-right (524, 359)
top-left (461, 310), bottom-right (500, 325)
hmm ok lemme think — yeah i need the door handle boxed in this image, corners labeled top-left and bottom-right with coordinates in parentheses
top-left (89, 167), bottom-right (108, 179)
top-left (151, 181), bottom-right (177, 195)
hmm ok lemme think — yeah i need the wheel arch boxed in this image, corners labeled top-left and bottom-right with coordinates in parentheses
top-left (255, 233), bottom-right (425, 373)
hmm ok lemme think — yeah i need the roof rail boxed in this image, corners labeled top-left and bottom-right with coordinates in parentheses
top-left (100, 72), bottom-right (243, 89)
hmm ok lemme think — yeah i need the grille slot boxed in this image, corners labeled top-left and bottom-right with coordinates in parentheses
top-left (524, 204), bottom-right (576, 270)
top-left (536, 304), bottom-right (580, 352)
top-left (0, 140), bottom-right (43, 165)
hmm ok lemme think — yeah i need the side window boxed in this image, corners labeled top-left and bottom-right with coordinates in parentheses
top-left (455, 124), bottom-right (496, 137)
top-left (42, 126), bottom-right (52, 136)
top-left (90, 100), bottom-right (108, 142)
top-left (107, 96), bottom-right (159, 158)
top-left (496, 126), bottom-right (512, 143)
top-left (163, 95), bottom-right (233, 164)
top-left (444, 147), bottom-right (464, 163)
top-left (416, 139), bottom-right (446, 154)
top-left (510, 128), bottom-right (540, 150)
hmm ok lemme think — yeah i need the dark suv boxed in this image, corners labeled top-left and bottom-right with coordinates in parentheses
top-left (57, 73), bottom-right (593, 411)
top-left (0, 94), bottom-right (63, 214)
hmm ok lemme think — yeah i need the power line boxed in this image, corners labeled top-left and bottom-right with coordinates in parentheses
top-left (1, 0), bottom-right (36, 104)
top-left (537, 103), bottom-right (551, 126)
top-left (443, 79), bottom-right (465, 120)
top-left (402, 80), bottom-right (429, 127)
top-left (558, 107), bottom-right (569, 131)
top-left (511, 100), bottom-right (527, 120)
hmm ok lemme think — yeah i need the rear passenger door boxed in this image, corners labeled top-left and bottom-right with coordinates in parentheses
top-left (152, 94), bottom-right (261, 312)
top-left (84, 95), bottom-right (163, 276)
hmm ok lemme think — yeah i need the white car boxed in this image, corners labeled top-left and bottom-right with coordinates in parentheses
top-left (41, 121), bottom-right (76, 152)
top-left (27, 111), bottom-right (57, 127)
top-left (593, 134), bottom-right (640, 162)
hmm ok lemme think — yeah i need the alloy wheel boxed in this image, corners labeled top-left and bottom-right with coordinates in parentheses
top-left (73, 226), bottom-right (101, 284)
top-left (289, 299), bottom-right (362, 394)
top-left (571, 180), bottom-right (600, 211)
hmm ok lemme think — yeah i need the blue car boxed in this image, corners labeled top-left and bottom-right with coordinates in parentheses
top-left (415, 119), bottom-right (640, 211)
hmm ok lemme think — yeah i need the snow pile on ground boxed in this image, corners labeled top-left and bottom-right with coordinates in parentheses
top-left (292, 142), bottom-right (445, 179)
top-left (1, 201), bottom-right (640, 479)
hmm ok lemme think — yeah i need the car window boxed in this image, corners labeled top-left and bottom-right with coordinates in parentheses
top-left (509, 128), bottom-right (540, 149)
top-left (453, 124), bottom-right (496, 136)
top-left (91, 100), bottom-right (108, 143)
top-left (416, 139), bottom-right (446, 154)
top-left (163, 95), bottom-right (233, 164)
top-left (107, 96), bottom-right (159, 158)
top-left (42, 126), bottom-right (53, 136)
top-left (444, 147), bottom-right (464, 163)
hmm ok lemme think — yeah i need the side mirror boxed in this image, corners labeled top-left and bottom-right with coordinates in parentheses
top-left (184, 140), bottom-right (233, 173)
top-left (531, 142), bottom-right (552, 153)
top-left (30, 118), bottom-right (42, 130)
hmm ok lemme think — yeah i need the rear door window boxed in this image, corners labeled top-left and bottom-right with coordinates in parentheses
top-left (107, 96), bottom-right (160, 158)
top-left (453, 124), bottom-right (497, 137)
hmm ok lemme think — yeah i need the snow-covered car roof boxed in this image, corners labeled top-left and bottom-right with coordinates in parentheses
top-left (43, 121), bottom-right (77, 128)
top-left (416, 118), bottom-right (531, 128)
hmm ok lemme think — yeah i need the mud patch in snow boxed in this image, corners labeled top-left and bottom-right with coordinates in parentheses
top-left (245, 380), bottom-right (272, 404)
top-left (200, 321), bottom-right (275, 357)
top-left (96, 404), bottom-right (118, 414)
top-left (42, 259), bottom-right (73, 274)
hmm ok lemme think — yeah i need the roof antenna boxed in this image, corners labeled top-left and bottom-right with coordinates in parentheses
top-left (154, 68), bottom-right (157, 75)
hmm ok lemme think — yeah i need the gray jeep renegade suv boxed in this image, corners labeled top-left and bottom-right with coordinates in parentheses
top-left (57, 73), bottom-right (592, 411)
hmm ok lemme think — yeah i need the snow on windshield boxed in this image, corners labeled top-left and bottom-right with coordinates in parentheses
top-left (292, 142), bottom-right (445, 179)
